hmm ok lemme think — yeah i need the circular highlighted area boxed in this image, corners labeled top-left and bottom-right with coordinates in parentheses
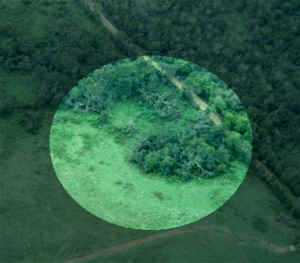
top-left (50, 56), bottom-right (252, 230)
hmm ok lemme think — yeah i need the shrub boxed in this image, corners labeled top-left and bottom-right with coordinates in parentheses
top-left (120, 120), bottom-right (137, 134)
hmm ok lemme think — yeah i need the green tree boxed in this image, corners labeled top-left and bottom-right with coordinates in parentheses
top-left (233, 113), bottom-right (250, 134)
top-left (224, 131), bottom-right (242, 154)
top-left (184, 71), bottom-right (221, 100)
top-left (143, 151), bottom-right (161, 173)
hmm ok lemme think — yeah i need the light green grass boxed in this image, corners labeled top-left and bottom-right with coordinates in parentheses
top-left (50, 101), bottom-right (248, 230)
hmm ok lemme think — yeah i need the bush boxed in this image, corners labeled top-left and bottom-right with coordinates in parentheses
top-left (143, 151), bottom-right (161, 173)
top-left (184, 71), bottom-right (221, 100)
top-left (129, 126), bottom-right (231, 181)
top-left (233, 113), bottom-right (250, 134)
top-left (120, 120), bottom-right (137, 134)
top-left (96, 109), bottom-right (110, 124)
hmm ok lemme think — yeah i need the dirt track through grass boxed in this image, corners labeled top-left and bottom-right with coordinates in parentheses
top-left (62, 220), bottom-right (297, 263)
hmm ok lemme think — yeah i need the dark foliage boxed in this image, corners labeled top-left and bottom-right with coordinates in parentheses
top-left (60, 55), bottom-right (252, 181)
top-left (130, 130), bottom-right (232, 181)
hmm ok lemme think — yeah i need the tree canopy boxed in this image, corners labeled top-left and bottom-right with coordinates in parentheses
top-left (61, 56), bottom-right (252, 181)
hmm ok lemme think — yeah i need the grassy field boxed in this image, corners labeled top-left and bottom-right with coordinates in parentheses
top-left (50, 100), bottom-right (248, 230)
top-left (0, 108), bottom-right (298, 262)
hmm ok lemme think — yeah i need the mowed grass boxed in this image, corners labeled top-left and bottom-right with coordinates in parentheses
top-left (50, 100), bottom-right (248, 230)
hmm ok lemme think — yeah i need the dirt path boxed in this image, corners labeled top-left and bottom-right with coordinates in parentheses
top-left (62, 221), bottom-right (298, 263)
top-left (63, 228), bottom-right (192, 263)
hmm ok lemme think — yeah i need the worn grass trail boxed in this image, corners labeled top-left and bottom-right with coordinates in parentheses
top-left (62, 220), bottom-right (297, 263)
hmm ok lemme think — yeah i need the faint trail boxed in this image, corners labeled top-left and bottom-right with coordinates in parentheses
top-left (81, 0), bottom-right (221, 128)
top-left (257, 241), bottom-right (297, 254)
top-left (62, 221), bottom-right (298, 263)
top-left (63, 228), bottom-right (193, 263)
